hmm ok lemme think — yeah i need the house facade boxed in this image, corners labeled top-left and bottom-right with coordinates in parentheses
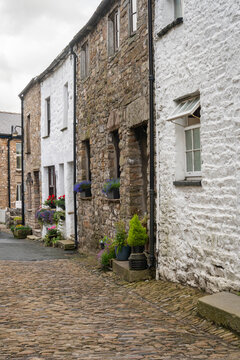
top-left (19, 79), bottom-right (42, 234)
top-left (40, 49), bottom-right (74, 238)
top-left (154, 0), bottom-right (240, 292)
top-left (72, 0), bottom-right (151, 251)
top-left (0, 111), bottom-right (22, 210)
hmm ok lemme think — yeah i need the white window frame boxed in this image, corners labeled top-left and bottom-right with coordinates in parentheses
top-left (184, 122), bottom-right (201, 177)
top-left (16, 184), bottom-right (22, 209)
top-left (80, 42), bottom-right (89, 80)
top-left (129, 0), bottom-right (137, 35)
top-left (44, 97), bottom-right (51, 137)
top-left (16, 143), bottom-right (22, 170)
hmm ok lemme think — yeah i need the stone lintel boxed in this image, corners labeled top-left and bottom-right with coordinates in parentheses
top-left (197, 292), bottom-right (240, 334)
top-left (112, 259), bottom-right (152, 282)
top-left (125, 96), bottom-right (149, 128)
top-left (107, 110), bottom-right (121, 131)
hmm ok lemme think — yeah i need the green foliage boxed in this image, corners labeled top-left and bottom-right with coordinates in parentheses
top-left (53, 210), bottom-right (65, 226)
top-left (44, 227), bottom-right (62, 247)
top-left (11, 225), bottom-right (32, 239)
top-left (97, 237), bottom-right (116, 268)
top-left (14, 216), bottom-right (22, 221)
top-left (113, 220), bottom-right (127, 254)
top-left (127, 214), bottom-right (148, 247)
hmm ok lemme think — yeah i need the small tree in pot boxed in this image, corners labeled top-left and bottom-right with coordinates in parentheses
top-left (113, 221), bottom-right (131, 261)
top-left (127, 214), bottom-right (148, 270)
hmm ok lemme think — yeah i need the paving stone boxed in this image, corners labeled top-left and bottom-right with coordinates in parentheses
top-left (0, 257), bottom-right (239, 359)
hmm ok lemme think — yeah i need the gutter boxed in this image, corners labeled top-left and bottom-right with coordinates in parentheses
top-left (70, 45), bottom-right (78, 249)
top-left (21, 95), bottom-right (25, 225)
top-left (148, 0), bottom-right (155, 268)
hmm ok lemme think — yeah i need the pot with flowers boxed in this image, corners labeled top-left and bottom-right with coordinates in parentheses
top-left (56, 195), bottom-right (65, 210)
top-left (44, 195), bottom-right (56, 208)
top-left (102, 178), bottom-right (120, 199)
top-left (74, 180), bottom-right (92, 198)
top-left (127, 214), bottom-right (148, 270)
top-left (113, 221), bottom-right (131, 261)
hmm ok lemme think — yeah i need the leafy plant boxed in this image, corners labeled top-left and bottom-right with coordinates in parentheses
top-left (44, 226), bottom-right (62, 247)
top-left (14, 216), bottom-right (22, 222)
top-left (113, 221), bottom-right (127, 254)
top-left (11, 225), bottom-right (32, 238)
top-left (53, 210), bottom-right (65, 226)
top-left (74, 181), bottom-right (91, 193)
top-left (127, 214), bottom-right (148, 247)
top-left (102, 178), bottom-right (120, 195)
top-left (97, 237), bottom-right (115, 268)
top-left (56, 195), bottom-right (65, 210)
top-left (44, 195), bottom-right (56, 208)
top-left (36, 208), bottom-right (55, 225)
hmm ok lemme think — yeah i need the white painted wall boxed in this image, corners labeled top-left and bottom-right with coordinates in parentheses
top-left (154, 0), bottom-right (240, 292)
top-left (41, 54), bottom-right (74, 238)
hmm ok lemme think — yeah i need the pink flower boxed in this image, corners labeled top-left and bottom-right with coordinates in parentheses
top-left (48, 225), bottom-right (56, 230)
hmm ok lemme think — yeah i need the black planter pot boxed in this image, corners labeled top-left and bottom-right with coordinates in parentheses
top-left (107, 188), bottom-right (120, 199)
top-left (129, 245), bottom-right (147, 270)
top-left (80, 188), bottom-right (92, 198)
top-left (115, 245), bottom-right (131, 261)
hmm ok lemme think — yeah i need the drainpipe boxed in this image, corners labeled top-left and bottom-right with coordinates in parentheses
top-left (70, 45), bottom-right (78, 249)
top-left (7, 137), bottom-right (11, 208)
top-left (148, 0), bottom-right (155, 268)
top-left (21, 95), bottom-right (25, 225)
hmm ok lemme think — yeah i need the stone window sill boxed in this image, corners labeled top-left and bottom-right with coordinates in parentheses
top-left (79, 196), bottom-right (92, 201)
top-left (16, 169), bottom-right (22, 172)
top-left (173, 179), bottom-right (202, 187)
top-left (27, 209), bottom-right (32, 212)
top-left (102, 197), bottom-right (120, 203)
top-left (157, 17), bottom-right (183, 38)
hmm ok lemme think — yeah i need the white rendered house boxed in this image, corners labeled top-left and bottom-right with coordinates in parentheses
top-left (154, 0), bottom-right (240, 292)
top-left (40, 49), bottom-right (74, 238)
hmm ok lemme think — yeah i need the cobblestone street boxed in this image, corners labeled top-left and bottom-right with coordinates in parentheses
top-left (0, 241), bottom-right (239, 360)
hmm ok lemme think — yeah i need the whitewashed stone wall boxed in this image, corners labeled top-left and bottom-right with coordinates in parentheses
top-left (41, 55), bottom-right (74, 238)
top-left (154, 0), bottom-right (240, 292)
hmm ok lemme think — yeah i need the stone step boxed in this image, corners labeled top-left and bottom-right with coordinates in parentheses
top-left (112, 259), bottom-right (152, 282)
top-left (57, 239), bottom-right (75, 251)
top-left (197, 291), bottom-right (240, 334)
top-left (27, 235), bottom-right (42, 241)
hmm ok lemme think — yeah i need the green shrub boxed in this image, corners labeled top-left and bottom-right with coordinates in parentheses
top-left (113, 220), bottom-right (127, 254)
top-left (53, 210), bottom-right (65, 226)
top-left (14, 216), bottom-right (22, 221)
top-left (97, 237), bottom-right (116, 268)
top-left (127, 214), bottom-right (148, 247)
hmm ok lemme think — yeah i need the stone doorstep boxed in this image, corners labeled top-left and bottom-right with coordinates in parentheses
top-left (112, 259), bottom-right (152, 282)
top-left (27, 235), bottom-right (42, 241)
top-left (197, 291), bottom-right (240, 334)
top-left (56, 239), bottom-right (76, 251)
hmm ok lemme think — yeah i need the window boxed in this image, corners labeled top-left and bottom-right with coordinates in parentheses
top-left (80, 42), bottom-right (89, 80)
top-left (16, 184), bottom-right (22, 209)
top-left (45, 97), bottom-right (51, 136)
top-left (26, 115), bottom-right (31, 153)
top-left (129, 0), bottom-right (137, 34)
top-left (63, 83), bottom-right (69, 129)
top-left (108, 8), bottom-right (120, 56)
top-left (174, 0), bottom-right (183, 19)
top-left (84, 140), bottom-right (91, 181)
top-left (48, 166), bottom-right (56, 196)
top-left (16, 143), bottom-right (22, 170)
top-left (167, 96), bottom-right (201, 178)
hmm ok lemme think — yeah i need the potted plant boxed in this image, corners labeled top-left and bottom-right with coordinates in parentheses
top-left (102, 178), bottom-right (120, 199)
top-left (36, 208), bottom-right (55, 226)
top-left (127, 214), bottom-right (148, 270)
top-left (11, 225), bottom-right (32, 239)
top-left (14, 216), bottom-right (22, 225)
top-left (56, 195), bottom-right (65, 210)
top-left (74, 180), bottom-right (92, 198)
top-left (44, 195), bottom-right (56, 208)
top-left (44, 226), bottom-right (62, 247)
top-left (113, 221), bottom-right (131, 261)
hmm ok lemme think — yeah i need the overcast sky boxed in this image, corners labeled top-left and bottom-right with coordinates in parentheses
top-left (0, 0), bottom-right (100, 113)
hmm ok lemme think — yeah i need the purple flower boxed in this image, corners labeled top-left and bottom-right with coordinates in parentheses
top-left (74, 181), bottom-right (91, 193)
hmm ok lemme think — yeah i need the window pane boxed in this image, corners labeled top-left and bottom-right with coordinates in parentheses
top-left (132, 0), bottom-right (137, 13)
top-left (17, 156), bottom-right (21, 169)
top-left (16, 143), bottom-right (21, 154)
top-left (132, 13), bottom-right (137, 32)
top-left (194, 150), bottom-right (201, 171)
top-left (186, 152), bottom-right (193, 172)
top-left (185, 130), bottom-right (192, 150)
top-left (193, 128), bottom-right (200, 149)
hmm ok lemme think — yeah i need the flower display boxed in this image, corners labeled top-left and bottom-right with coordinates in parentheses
top-left (102, 178), bottom-right (120, 195)
top-left (36, 208), bottom-right (55, 225)
top-left (74, 181), bottom-right (91, 193)
top-left (44, 195), bottom-right (56, 208)
top-left (56, 195), bottom-right (65, 210)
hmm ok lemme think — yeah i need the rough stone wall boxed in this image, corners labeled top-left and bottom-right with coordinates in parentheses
top-left (0, 137), bottom-right (22, 210)
top-left (23, 82), bottom-right (42, 233)
top-left (41, 55), bottom-right (74, 238)
top-left (75, 0), bottom-right (150, 251)
top-left (154, 0), bottom-right (240, 292)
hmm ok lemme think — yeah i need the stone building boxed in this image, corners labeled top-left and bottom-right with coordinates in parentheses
top-left (39, 47), bottom-right (74, 238)
top-left (154, 0), bottom-right (240, 292)
top-left (19, 79), bottom-right (42, 234)
top-left (0, 111), bottom-right (22, 210)
top-left (71, 0), bottom-right (151, 250)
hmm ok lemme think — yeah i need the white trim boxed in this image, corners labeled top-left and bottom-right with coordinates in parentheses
top-left (184, 123), bottom-right (201, 177)
top-left (167, 97), bottom-right (200, 122)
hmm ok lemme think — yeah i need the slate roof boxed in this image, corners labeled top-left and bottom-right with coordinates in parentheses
top-left (0, 111), bottom-right (21, 135)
